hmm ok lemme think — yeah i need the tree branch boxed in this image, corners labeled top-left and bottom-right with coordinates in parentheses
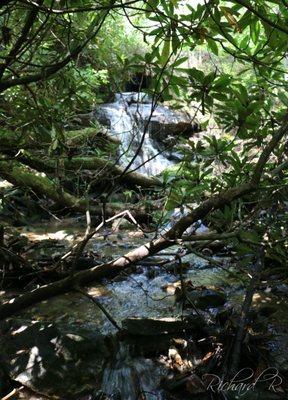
top-left (0, 6), bottom-right (110, 92)
top-left (234, 0), bottom-right (288, 35)
top-left (0, 112), bottom-right (287, 320)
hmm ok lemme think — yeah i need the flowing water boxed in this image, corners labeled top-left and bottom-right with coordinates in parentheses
top-left (3, 94), bottom-right (288, 399)
top-left (7, 217), bottom-right (288, 400)
top-left (96, 92), bottom-right (182, 175)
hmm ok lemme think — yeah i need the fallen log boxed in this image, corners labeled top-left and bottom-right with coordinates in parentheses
top-left (0, 127), bottom-right (118, 152)
top-left (14, 151), bottom-right (162, 188)
top-left (67, 156), bottom-right (162, 188)
top-left (0, 158), bottom-right (141, 216)
top-left (0, 113), bottom-right (286, 320)
top-left (65, 127), bottom-right (120, 147)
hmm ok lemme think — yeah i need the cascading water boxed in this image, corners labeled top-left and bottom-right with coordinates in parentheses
top-left (96, 92), bottom-right (176, 176)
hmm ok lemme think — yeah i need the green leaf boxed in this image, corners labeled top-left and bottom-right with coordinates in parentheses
top-left (207, 38), bottom-right (219, 55)
top-left (170, 75), bottom-right (187, 86)
top-left (250, 20), bottom-right (261, 45)
top-left (278, 91), bottom-right (288, 107)
top-left (189, 68), bottom-right (205, 83)
top-left (238, 10), bottom-right (253, 31)
top-left (236, 85), bottom-right (249, 105)
top-left (146, 0), bottom-right (159, 9)
top-left (160, 39), bottom-right (171, 65)
top-left (172, 56), bottom-right (188, 68)
top-left (172, 35), bottom-right (180, 53)
top-left (239, 35), bottom-right (250, 49)
top-left (213, 74), bottom-right (232, 89)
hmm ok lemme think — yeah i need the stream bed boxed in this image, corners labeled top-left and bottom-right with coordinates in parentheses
top-left (1, 219), bottom-right (287, 400)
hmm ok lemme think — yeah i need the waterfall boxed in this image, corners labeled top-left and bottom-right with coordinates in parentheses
top-left (96, 92), bottom-right (175, 176)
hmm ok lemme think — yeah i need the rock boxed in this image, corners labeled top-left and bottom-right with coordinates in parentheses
top-left (124, 334), bottom-right (174, 357)
top-left (272, 283), bottom-right (288, 296)
top-left (0, 319), bottom-right (112, 398)
top-left (163, 280), bottom-right (193, 298)
top-left (128, 230), bottom-right (145, 238)
top-left (266, 333), bottom-right (288, 373)
top-left (147, 111), bottom-right (200, 160)
top-left (185, 287), bottom-right (226, 310)
top-left (122, 316), bottom-right (203, 336)
top-left (185, 373), bottom-right (206, 394)
top-left (93, 107), bottom-right (112, 127)
top-left (149, 120), bottom-right (199, 142)
top-left (115, 92), bottom-right (152, 104)
top-left (168, 347), bottom-right (183, 365)
top-left (125, 72), bottom-right (151, 92)
top-left (215, 309), bottom-right (230, 326)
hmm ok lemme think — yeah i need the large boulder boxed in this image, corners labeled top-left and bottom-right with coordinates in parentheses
top-left (149, 119), bottom-right (200, 143)
top-left (0, 319), bottom-right (112, 398)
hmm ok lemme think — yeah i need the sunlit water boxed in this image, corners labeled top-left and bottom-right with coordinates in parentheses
top-left (97, 92), bottom-right (178, 175)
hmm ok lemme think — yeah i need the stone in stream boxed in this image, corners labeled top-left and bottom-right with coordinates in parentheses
top-left (149, 119), bottom-right (200, 143)
top-left (173, 284), bottom-right (227, 310)
top-left (0, 319), bottom-right (112, 398)
top-left (170, 282), bottom-right (227, 310)
top-left (272, 283), bottom-right (288, 296)
top-left (122, 316), bottom-right (203, 336)
top-left (185, 288), bottom-right (227, 310)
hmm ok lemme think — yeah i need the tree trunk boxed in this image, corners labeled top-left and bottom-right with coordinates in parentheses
top-left (0, 127), bottom-right (118, 152)
top-left (0, 158), bottom-right (143, 216)
top-left (15, 152), bottom-right (162, 188)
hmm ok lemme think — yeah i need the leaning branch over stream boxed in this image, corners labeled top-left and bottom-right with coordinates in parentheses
top-left (0, 159), bottom-right (148, 218)
top-left (14, 152), bottom-right (162, 188)
top-left (0, 112), bottom-right (287, 320)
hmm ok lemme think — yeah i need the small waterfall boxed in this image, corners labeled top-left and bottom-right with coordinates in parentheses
top-left (96, 92), bottom-right (175, 176)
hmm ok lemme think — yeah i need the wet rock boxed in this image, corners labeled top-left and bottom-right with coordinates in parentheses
top-left (184, 287), bottom-right (226, 310)
top-left (93, 107), bottom-right (111, 127)
top-left (0, 319), bottom-right (112, 398)
top-left (267, 333), bottom-right (288, 373)
top-left (149, 120), bottom-right (199, 142)
top-left (148, 111), bottom-right (201, 161)
top-left (128, 230), bottom-right (145, 238)
top-left (272, 283), bottom-right (288, 296)
top-left (163, 280), bottom-right (192, 297)
top-left (125, 334), bottom-right (174, 357)
top-left (168, 347), bottom-right (185, 372)
top-left (122, 316), bottom-right (203, 336)
top-left (65, 256), bottom-right (100, 271)
top-left (115, 92), bottom-right (152, 104)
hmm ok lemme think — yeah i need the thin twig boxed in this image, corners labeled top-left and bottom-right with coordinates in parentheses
top-left (75, 286), bottom-right (121, 331)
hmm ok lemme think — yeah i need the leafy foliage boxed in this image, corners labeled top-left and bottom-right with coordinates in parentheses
top-left (0, 0), bottom-right (287, 266)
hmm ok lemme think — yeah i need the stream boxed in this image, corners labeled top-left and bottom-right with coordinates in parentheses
top-left (1, 93), bottom-right (288, 400)
top-left (2, 220), bottom-right (288, 400)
